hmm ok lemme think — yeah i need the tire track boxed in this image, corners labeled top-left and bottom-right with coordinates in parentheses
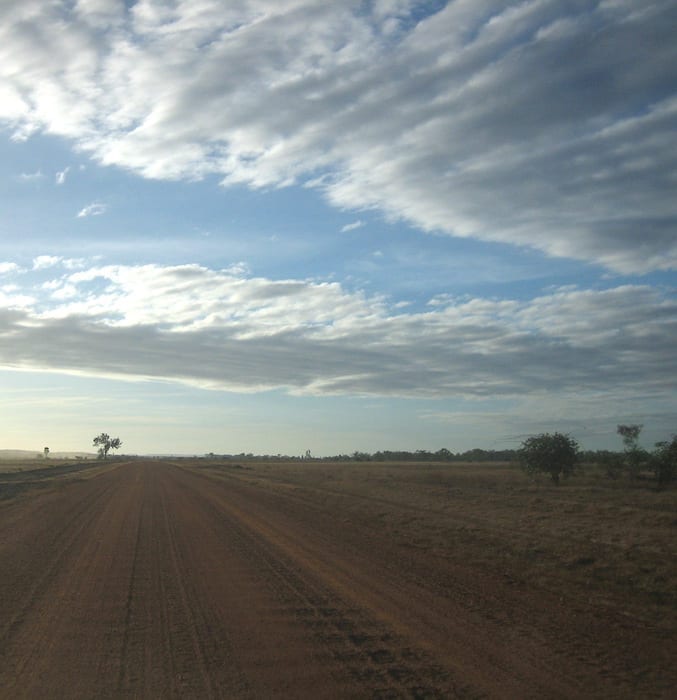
top-left (171, 464), bottom-right (601, 699)
top-left (170, 466), bottom-right (470, 698)
top-left (113, 465), bottom-right (250, 698)
top-left (158, 474), bottom-right (216, 697)
top-left (115, 484), bottom-right (145, 695)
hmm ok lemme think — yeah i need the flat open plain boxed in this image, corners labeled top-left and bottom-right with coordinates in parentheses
top-left (0, 459), bottom-right (675, 698)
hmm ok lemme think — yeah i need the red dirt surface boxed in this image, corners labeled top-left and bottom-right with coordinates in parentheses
top-left (0, 460), bottom-right (674, 698)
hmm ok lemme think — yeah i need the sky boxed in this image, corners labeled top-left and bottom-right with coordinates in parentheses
top-left (1, 0), bottom-right (676, 456)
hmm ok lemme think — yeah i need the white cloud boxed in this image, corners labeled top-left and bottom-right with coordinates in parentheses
top-left (50, 283), bottom-right (79, 301)
top-left (16, 170), bottom-right (44, 183)
top-left (31, 256), bottom-right (89, 272)
top-left (340, 220), bottom-right (364, 233)
top-left (55, 166), bottom-right (71, 185)
top-left (33, 255), bottom-right (63, 270)
top-left (76, 201), bottom-right (107, 218)
top-left (74, 0), bottom-right (126, 28)
top-left (0, 262), bottom-right (21, 274)
top-left (0, 2), bottom-right (675, 271)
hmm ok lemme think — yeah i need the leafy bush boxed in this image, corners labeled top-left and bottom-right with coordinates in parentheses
top-left (519, 433), bottom-right (580, 485)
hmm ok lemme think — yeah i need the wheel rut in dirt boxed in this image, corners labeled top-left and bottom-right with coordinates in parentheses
top-left (172, 471), bottom-right (458, 698)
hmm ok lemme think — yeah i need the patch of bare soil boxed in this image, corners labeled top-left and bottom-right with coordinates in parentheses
top-left (0, 460), bottom-right (674, 698)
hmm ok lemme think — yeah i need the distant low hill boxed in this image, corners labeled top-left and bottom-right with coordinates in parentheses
top-left (0, 449), bottom-right (96, 460)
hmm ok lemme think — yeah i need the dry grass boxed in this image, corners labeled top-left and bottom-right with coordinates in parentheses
top-left (0, 459), bottom-right (62, 474)
top-left (189, 458), bottom-right (677, 624)
top-left (0, 458), bottom-right (111, 499)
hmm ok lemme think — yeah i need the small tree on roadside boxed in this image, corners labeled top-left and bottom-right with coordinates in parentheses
top-left (519, 432), bottom-right (580, 485)
top-left (617, 424), bottom-right (647, 479)
top-left (93, 433), bottom-right (122, 460)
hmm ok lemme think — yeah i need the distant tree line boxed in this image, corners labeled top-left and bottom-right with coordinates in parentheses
top-left (332, 448), bottom-right (518, 462)
top-left (203, 425), bottom-right (676, 489)
top-left (204, 449), bottom-right (518, 462)
top-left (322, 447), bottom-right (625, 464)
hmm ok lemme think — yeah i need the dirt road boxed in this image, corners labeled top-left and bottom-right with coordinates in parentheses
top-left (0, 461), bottom-right (673, 698)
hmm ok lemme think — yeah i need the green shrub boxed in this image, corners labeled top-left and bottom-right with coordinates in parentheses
top-left (519, 433), bottom-right (580, 485)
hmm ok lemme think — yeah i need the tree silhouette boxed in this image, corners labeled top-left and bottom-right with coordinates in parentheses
top-left (93, 433), bottom-right (122, 459)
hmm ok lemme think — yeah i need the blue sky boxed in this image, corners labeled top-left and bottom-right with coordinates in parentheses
top-left (1, 0), bottom-right (676, 456)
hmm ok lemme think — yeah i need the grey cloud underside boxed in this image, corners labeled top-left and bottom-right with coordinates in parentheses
top-left (1, 273), bottom-right (675, 399)
top-left (2, 0), bottom-right (676, 272)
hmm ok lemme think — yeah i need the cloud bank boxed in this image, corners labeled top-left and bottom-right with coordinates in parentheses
top-left (1, 1), bottom-right (675, 272)
top-left (0, 261), bottom-right (675, 400)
